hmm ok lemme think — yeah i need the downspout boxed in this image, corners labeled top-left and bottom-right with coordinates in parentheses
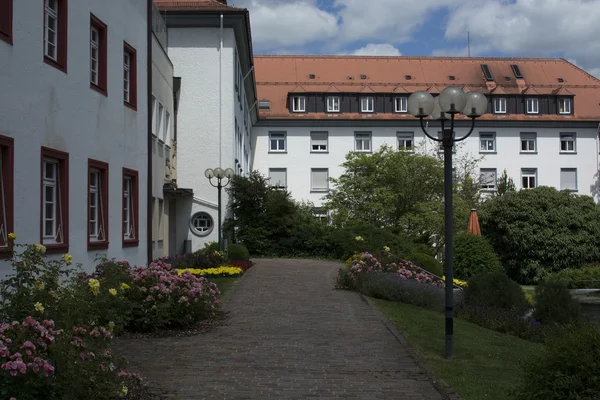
top-left (146, 0), bottom-right (153, 265)
top-left (219, 13), bottom-right (223, 168)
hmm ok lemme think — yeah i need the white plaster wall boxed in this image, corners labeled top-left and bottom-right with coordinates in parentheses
top-left (252, 125), bottom-right (600, 206)
top-left (0, 0), bottom-right (149, 277)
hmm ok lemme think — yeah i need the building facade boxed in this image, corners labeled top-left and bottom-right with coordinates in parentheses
top-left (251, 56), bottom-right (600, 210)
top-left (0, 0), bottom-right (150, 276)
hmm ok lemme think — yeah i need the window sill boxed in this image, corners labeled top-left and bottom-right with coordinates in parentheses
top-left (44, 56), bottom-right (67, 74)
top-left (393, 111), bottom-right (408, 114)
top-left (327, 110), bottom-right (340, 113)
top-left (124, 101), bottom-right (137, 111)
top-left (355, 150), bottom-right (372, 153)
top-left (268, 151), bottom-right (288, 154)
top-left (122, 239), bottom-right (139, 248)
top-left (360, 111), bottom-right (375, 114)
top-left (479, 151), bottom-right (498, 154)
top-left (311, 151), bottom-right (329, 154)
top-left (292, 111), bottom-right (307, 114)
top-left (520, 151), bottom-right (538, 154)
top-left (559, 151), bottom-right (577, 155)
top-left (44, 243), bottom-right (70, 255)
top-left (90, 83), bottom-right (107, 97)
top-left (310, 190), bottom-right (329, 194)
top-left (88, 241), bottom-right (109, 251)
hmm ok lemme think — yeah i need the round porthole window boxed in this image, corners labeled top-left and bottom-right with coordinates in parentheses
top-left (189, 212), bottom-right (214, 237)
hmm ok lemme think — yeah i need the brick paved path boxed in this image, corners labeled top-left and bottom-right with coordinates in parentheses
top-left (115, 259), bottom-right (444, 399)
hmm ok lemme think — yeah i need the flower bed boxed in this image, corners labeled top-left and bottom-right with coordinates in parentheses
top-left (178, 266), bottom-right (244, 277)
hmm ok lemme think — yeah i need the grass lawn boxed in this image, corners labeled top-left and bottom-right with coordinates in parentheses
top-left (372, 299), bottom-right (543, 400)
top-left (209, 276), bottom-right (241, 298)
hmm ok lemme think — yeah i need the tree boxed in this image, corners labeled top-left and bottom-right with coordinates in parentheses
top-left (495, 169), bottom-right (516, 196)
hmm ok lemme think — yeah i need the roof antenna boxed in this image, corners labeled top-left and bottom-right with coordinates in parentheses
top-left (467, 30), bottom-right (471, 57)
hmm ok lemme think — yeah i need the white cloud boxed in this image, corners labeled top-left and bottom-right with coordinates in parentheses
top-left (348, 43), bottom-right (402, 56)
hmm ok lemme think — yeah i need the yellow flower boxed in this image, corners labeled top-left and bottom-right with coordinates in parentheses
top-left (177, 266), bottom-right (243, 276)
top-left (32, 244), bottom-right (46, 254)
top-left (88, 278), bottom-right (100, 295)
top-left (34, 302), bottom-right (45, 313)
top-left (108, 321), bottom-right (115, 331)
top-left (109, 288), bottom-right (117, 296)
top-left (355, 236), bottom-right (364, 241)
top-left (48, 290), bottom-right (56, 297)
top-left (61, 254), bottom-right (73, 265)
top-left (7, 232), bottom-right (16, 241)
top-left (120, 283), bottom-right (130, 290)
top-left (120, 385), bottom-right (128, 397)
top-left (35, 280), bottom-right (45, 290)
top-left (383, 246), bottom-right (390, 252)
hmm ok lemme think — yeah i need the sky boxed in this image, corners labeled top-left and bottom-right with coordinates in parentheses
top-left (230, 0), bottom-right (600, 78)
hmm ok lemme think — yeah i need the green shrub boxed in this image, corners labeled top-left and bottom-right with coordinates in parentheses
top-left (405, 252), bottom-right (443, 276)
top-left (464, 271), bottom-right (530, 312)
top-left (453, 232), bottom-right (502, 280)
top-left (533, 282), bottom-right (581, 325)
top-left (335, 267), bottom-right (354, 290)
top-left (228, 243), bottom-right (250, 261)
top-left (513, 322), bottom-right (600, 400)
top-left (544, 264), bottom-right (600, 289)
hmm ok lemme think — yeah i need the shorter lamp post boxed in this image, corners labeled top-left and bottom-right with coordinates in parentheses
top-left (407, 86), bottom-right (488, 360)
top-left (204, 167), bottom-right (235, 251)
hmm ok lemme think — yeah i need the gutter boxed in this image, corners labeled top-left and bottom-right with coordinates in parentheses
top-left (146, 0), bottom-right (153, 265)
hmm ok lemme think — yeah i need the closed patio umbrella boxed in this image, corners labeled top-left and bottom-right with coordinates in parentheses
top-left (467, 208), bottom-right (481, 235)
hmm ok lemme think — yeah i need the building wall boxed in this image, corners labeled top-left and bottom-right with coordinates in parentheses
top-left (252, 124), bottom-right (600, 206)
top-left (0, 0), bottom-right (149, 277)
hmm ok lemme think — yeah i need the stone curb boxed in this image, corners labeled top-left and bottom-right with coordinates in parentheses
top-left (219, 262), bottom-right (255, 309)
top-left (359, 294), bottom-right (460, 400)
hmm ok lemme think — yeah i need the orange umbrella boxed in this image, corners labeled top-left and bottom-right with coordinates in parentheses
top-left (467, 208), bottom-right (481, 235)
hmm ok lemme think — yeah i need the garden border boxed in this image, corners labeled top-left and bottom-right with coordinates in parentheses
top-left (359, 294), bottom-right (459, 400)
top-left (218, 262), bottom-right (253, 308)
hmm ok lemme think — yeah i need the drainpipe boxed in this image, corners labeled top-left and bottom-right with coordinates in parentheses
top-left (146, 0), bottom-right (153, 265)
top-left (219, 13), bottom-right (223, 168)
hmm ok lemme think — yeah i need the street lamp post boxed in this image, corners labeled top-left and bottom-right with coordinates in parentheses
top-left (407, 87), bottom-right (488, 359)
top-left (205, 167), bottom-right (235, 251)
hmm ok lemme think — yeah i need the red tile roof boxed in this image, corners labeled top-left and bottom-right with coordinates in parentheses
top-left (254, 56), bottom-right (600, 121)
top-left (153, 0), bottom-right (244, 11)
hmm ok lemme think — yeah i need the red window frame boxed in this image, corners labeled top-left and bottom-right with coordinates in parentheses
top-left (90, 14), bottom-right (108, 96)
top-left (43, 0), bottom-right (68, 73)
top-left (0, 135), bottom-right (14, 259)
top-left (88, 159), bottom-right (109, 250)
top-left (124, 41), bottom-right (138, 110)
top-left (0, 0), bottom-right (13, 45)
top-left (40, 147), bottom-right (69, 254)
top-left (122, 168), bottom-right (139, 247)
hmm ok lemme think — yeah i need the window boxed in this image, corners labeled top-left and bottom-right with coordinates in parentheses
top-left (44, 0), bottom-right (67, 72)
top-left (437, 132), bottom-right (456, 153)
top-left (157, 103), bottom-right (164, 139)
top-left (88, 160), bottom-right (108, 250)
top-left (164, 111), bottom-right (171, 145)
top-left (269, 168), bottom-right (287, 189)
top-left (312, 208), bottom-right (329, 223)
top-left (151, 95), bottom-right (157, 135)
top-left (480, 133), bottom-right (496, 152)
top-left (311, 168), bottom-right (329, 192)
top-left (41, 147), bottom-right (69, 252)
top-left (397, 132), bottom-right (414, 151)
top-left (560, 168), bottom-right (577, 191)
top-left (521, 168), bottom-right (537, 189)
top-left (0, 0), bottom-right (13, 44)
top-left (269, 132), bottom-right (286, 152)
top-left (259, 100), bottom-right (270, 110)
top-left (355, 132), bottom-right (371, 152)
top-left (520, 132), bottom-right (537, 152)
top-left (0, 135), bottom-right (14, 258)
top-left (327, 96), bottom-right (340, 113)
top-left (526, 98), bottom-right (539, 114)
top-left (122, 168), bottom-right (139, 246)
top-left (190, 212), bottom-right (213, 237)
top-left (394, 97), bottom-right (408, 113)
top-left (480, 169), bottom-right (497, 191)
top-left (361, 97), bottom-right (374, 113)
top-left (291, 96), bottom-right (305, 112)
top-left (560, 133), bottom-right (576, 153)
top-left (310, 132), bottom-right (328, 152)
top-left (90, 14), bottom-right (107, 95)
top-left (124, 42), bottom-right (137, 109)
top-left (494, 98), bottom-right (507, 114)
top-left (558, 98), bottom-right (571, 114)
top-left (234, 48), bottom-right (238, 92)
top-left (157, 199), bottom-right (164, 240)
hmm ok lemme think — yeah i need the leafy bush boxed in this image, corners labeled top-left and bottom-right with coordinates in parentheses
top-left (533, 282), bottom-right (582, 325)
top-left (335, 266), bottom-right (354, 290)
top-left (464, 271), bottom-right (529, 312)
top-left (230, 260), bottom-right (252, 272)
top-left (405, 252), bottom-right (443, 276)
top-left (156, 247), bottom-right (225, 270)
top-left (544, 264), bottom-right (600, 289)
top-left (453, 232), bottom-right (501, 280)
top-left (479, 186), bottom-right (600, 284)
top-left (228, 243), bottom-right (250, 261)
top-left (513, 322), bottom-right (600, 400)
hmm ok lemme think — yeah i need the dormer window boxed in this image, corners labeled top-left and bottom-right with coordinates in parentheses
top-left (526, 98), bottom-right (539, 114)
top-left (259, 100), bottom-right (271, 110)
top-left (327, 96), bottom-right (340, 113)
top-left (494, 98), bottom-right (507, 114)
top-left (291, 96), bottom-right (305, 113)
top-left (558, 98), bottom-right (571, 114)
top-left (361, 97), bottom-right (374, 113)
top-left (394, 97), bottom-right (407, 113)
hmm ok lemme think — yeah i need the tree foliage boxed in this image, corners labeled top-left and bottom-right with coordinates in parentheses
top-left (496, 169), bottom-right (516, 196)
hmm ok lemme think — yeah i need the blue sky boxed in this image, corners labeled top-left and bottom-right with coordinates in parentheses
top-left (232, 0), bottom-right (600, 77)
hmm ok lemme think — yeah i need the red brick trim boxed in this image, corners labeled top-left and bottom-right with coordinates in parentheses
top-left (124, 41), bottom-right (138, 111)
top-left (40, 147), bottom-right (69, 254)
top-left (0, 135), bottom-right (14, 259)
top-left (90, 13), bottom-right (108, 96)
top-left (43, 0), bottom-right (68, 74)
top-left (0, 0), bottom-right (13, 45)
top-left (87, 159), bottom-right (109, 251)
top-left (122, 168), bottom-right (139, 248)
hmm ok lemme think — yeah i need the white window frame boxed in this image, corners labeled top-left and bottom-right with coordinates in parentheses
top-left (526, 98), bottom-right (539, 114)
top-left (124, 51), bottom-right (131, 103)
top-left (269, 168), bottom-right (287, 189)
top-left (560, 133), bottom-right (576, 153)
top-left (560, 168), bottom-right (578, 192)
top-left (520, 132), bottom-right (537, 153)
top-left (494, 98), bottom-right (507, 114)
top-left (327, 96), bottom-right (340, 113)
top-left (123, 176), bottom-right (136, 240)
top-left (394, 97), bottom-right (408, 113)
top-left (190, 212), bottom-right (213, 237)
top-left (291, 96), bottom-right (306, 113)
top-left (311, 168), bottom-right (329, 192)
top-left (437, 132), bottom-right (456, 153)
top-left (89, 169), bottom-right (105, 242)
top-left (479, 168), bottom-right (497, 191)
top-left (43, 159), bottom-right (62, 245)
top-left (521, 168), bottom-right (537, 189)
top-left (151, 95), bottom-right (157, 135)
top-left (559, 98), bottom-right (571, 114)
top-left (158, 199), bottom-right (164, 240)
top-left (312, 208), bottom-right (329, 223)
top-left (90, 26), bottom-right (99, 85)
top-left (310, 132), bottom-right (328, 152)
top-left (355, 132), bottom-right (372, 152)
top-left (165, 111), bottom-right (171, 146)
top-left (479, 132), bottom-right (496, 153)
top-left (44, 0), bottom-right (59, 61)
top-left (157, 103), bottom-right (164, 141)
top-left (360, 97), bottom-right (374, 113)
top-left (397, 132), bottom-right (414, 152)
top-left (269, 132), bottom-right (286, 152)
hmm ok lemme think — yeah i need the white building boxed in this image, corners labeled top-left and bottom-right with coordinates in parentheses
top-left (251, 56), bottom-right (600, 210)
top-left (0, 0), bottom-right (151, 276)
top-left (155, 0), bottom-right (258, 252)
